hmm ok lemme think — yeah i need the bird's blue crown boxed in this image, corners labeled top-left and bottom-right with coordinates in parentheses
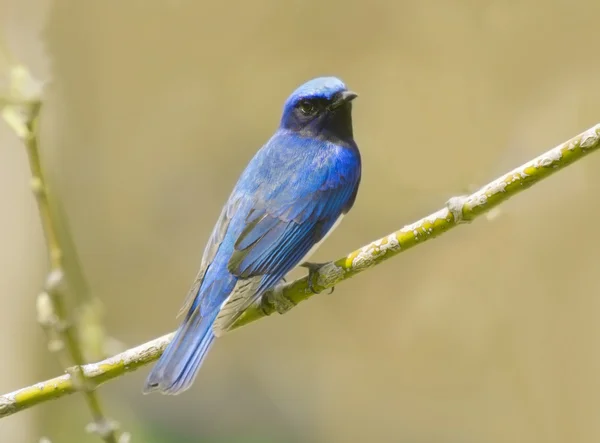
top-left (285, 77), bottom-right (348, 107)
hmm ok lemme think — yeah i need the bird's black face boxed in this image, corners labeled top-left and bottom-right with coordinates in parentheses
top-left (281, 90), bottom-right (358, 144)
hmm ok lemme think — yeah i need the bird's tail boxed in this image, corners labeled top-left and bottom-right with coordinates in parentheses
top-left (143, 309), bottom-right (218, 395)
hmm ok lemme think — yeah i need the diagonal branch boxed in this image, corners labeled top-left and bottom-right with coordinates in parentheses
top-left (0, 122), bottom-right (598, 418)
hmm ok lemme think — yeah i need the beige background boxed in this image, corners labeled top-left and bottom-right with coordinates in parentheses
top-left (1, 0), bottom-right (600, 442)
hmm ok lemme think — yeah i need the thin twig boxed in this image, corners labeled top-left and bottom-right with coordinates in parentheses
top-left (1, 59), bottom-right (122, 441)
top-left (0, 122), bottom-right (598, 418)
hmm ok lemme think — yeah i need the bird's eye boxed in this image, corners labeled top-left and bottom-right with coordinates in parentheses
top-left (297, 100), bottom-right (317, 116)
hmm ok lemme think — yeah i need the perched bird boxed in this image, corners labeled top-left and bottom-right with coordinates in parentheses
top-left (144, 76), bottom-right (362, 395)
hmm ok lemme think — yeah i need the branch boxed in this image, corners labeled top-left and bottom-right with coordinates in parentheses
top-left (1, 122), bottom-right (598, 418)
top-left (1, 51), bottom-right (125, 441)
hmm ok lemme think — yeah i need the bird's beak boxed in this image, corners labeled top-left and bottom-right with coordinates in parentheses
top-left (330, 90), bottom-right (358, 109)
top-left (340, 90), bottom-right (358, 102)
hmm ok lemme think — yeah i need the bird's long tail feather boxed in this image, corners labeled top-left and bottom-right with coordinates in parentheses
top-left (143, 309), bottom-right (218, 395)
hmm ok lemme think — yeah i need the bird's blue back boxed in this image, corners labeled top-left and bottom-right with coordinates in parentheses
top-left (144, 76), bottom-right (361, 395)
top-left (198, 129), bottom-right (360, 315)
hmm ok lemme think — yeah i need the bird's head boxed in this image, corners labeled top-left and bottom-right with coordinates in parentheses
top-left (280, 76), bottom-right (358, 144)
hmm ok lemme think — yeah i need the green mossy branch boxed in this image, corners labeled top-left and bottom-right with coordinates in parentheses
top-left (1, 122), bottom-right (598, 419)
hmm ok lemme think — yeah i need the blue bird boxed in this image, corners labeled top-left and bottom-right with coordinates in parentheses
top-left (144, 76), bottom-right (362, 395)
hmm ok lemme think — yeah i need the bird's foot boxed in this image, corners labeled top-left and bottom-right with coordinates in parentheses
top-left (299, 261), bottom-right (335, 295)
top-left (267, 283), bottom-right (296, 315)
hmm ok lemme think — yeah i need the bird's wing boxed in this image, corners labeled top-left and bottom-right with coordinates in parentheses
top-left (209, 144), bottom-right (360, 333)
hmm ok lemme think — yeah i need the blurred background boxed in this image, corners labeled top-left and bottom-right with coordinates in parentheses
top-left (1, 0), bottom-right (600, 442)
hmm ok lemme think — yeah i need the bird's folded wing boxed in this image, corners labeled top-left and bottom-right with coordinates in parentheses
top-left (210, 182), bottom-right (354, 334)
